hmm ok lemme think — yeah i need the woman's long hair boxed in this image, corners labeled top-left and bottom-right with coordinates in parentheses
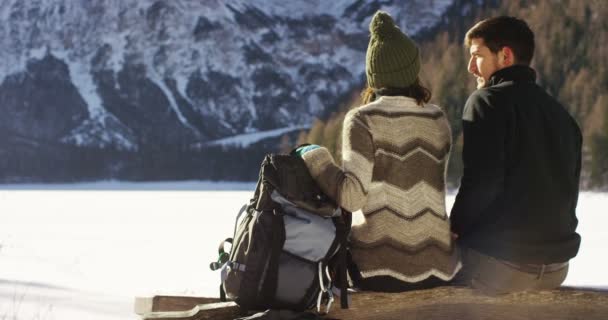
top-left (361, 77), bottom-right (432, 105)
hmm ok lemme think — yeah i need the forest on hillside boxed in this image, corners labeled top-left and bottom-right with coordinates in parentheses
top-left (293, 0), bottom-right (608, 190)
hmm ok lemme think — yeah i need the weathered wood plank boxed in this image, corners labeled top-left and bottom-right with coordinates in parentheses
top-left (138, 301), bottom-right (239, 320)
top-left (135, 286), bottom-right (608, 320)
top-left (152, 296), bottom-right (222, 312)
top-left (135, 296), bottom-right (238, 319)
top-left (327, 287), bottom-right (608, 320)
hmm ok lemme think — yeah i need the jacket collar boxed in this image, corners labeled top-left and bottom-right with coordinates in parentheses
top-left (488, 65), bottom-right (536, 86)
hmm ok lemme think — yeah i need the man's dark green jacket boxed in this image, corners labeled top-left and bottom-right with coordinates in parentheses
top-left (451, 65), bottom-right (582, 264)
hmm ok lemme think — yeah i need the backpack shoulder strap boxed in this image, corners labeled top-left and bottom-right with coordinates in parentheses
top-left (259, 208), bottom-right (285, 306)
top-left (337, 213), bottom-right (351, 309)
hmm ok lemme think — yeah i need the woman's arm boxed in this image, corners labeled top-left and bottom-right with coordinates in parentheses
top-left (302, 110), bottom-right (375, 212)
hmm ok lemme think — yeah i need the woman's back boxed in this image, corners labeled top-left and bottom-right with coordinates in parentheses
top-left (300, 10), bottom-right (461, 291)
top-left (346, 95), bottom-right (460, 285)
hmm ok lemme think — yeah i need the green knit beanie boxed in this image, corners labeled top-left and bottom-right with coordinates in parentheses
top-left (366, 11), bottom-right (420, 88)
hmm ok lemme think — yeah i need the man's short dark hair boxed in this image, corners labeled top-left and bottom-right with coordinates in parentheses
top-left (465, 16), bottom-right (535, 65)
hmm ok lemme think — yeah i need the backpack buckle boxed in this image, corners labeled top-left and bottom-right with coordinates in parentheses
top-left (209, 252), bottom-right (230, 271)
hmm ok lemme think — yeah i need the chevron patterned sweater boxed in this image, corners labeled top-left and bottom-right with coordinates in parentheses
top-left (302, 95), bottom-right (461, 283)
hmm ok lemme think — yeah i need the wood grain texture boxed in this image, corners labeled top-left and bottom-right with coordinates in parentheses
top-left (135, 286), bottom-right (608, 320)
top-left (152, 296), bottom-right (223, 312)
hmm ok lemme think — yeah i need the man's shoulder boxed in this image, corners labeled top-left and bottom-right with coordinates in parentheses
top-left (468, 82), bottom-right (514, 103)
top-left (463, 87), bottom-right (510, 121)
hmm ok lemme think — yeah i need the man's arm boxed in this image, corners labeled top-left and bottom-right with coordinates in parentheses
top-left (450, 90), bottom-right (507, 237)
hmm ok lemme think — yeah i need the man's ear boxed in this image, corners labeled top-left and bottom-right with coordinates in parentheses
top-left (499, 46), bottom-right (515, 67)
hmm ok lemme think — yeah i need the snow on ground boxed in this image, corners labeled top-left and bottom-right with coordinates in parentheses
top-left (0, 180), bottom-right (257, 191)
top-left (0, 184), bottom-right (606, 320)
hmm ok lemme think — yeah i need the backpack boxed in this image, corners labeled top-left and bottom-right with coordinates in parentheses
top-left (209, 153), bottom-right (351, 315)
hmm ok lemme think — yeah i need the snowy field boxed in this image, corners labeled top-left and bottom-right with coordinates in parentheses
top-left (0, 182), bottom-right (606, 320)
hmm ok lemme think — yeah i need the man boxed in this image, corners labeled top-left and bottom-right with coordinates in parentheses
top-left (450, 16), bottom-right (582, 294)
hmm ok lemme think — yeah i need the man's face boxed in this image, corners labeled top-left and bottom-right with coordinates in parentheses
top-left (467, 38), bottom-right (504, 89)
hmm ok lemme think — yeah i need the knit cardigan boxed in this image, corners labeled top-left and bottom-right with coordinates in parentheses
top-left (302, 95), bottom-right (461, 283)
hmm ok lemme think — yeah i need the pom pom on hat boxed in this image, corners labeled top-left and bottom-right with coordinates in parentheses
top-left (366, 11), bottom-right (421, 88)
top-left (369, 11), bottom-right (399, 40)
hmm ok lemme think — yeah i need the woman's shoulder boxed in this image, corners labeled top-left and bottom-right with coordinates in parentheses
top-left (422, 103), bottom-right (448, 118)
top-left (356, 97), bottom-right (446, 119)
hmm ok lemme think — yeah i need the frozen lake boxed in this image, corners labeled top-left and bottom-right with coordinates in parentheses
top-left (0, 183), bottom-right (606, 320)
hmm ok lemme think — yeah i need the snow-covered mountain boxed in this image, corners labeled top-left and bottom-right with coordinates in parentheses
top-left (0, 0), bottom-right (454, 181)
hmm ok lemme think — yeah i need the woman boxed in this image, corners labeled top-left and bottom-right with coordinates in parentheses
top-left (297, 11), bottom-right (461, 292)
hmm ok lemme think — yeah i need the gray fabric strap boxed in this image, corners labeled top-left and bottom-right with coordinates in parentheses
top-left (233, 204), bottom-right (249, 238)
top-left (221, 261), bottom-right (246, 283)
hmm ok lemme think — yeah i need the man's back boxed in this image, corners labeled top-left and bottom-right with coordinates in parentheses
top-left (451, 65), bottom-right (582, 264)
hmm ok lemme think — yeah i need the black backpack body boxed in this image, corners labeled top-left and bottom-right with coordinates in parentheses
top-left (210, 154), bottom-right (351, 314)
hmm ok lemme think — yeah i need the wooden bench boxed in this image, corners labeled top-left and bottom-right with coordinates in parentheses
top-left (134, 286), bottom-right (608, 320)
